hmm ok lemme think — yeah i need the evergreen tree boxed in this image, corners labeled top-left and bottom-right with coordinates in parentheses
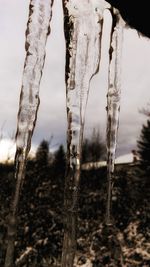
top-left (53, 145), bottom-right (66, 174)
top-left (137, 120), bottom-right (150, 172)
top-left (82, 128), bottom-right (106, 163)
top-left (35, 140), bottom-right (50, 168)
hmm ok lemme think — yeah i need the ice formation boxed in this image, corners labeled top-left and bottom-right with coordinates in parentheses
top-left (62, 1), bottom-right (110, 266)
top-left (5, 1), bottom-right (54, 267)
top-left (5, 1), bottom-right (125, 267)
top-left (106, 10), bottom-right (124, 225)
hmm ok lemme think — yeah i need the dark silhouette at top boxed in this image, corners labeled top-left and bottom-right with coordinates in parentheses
top-left (106, 0), bottom-right (150, 38)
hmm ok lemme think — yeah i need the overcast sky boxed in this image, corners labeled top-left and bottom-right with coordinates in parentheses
top-left (0, 0), bottom-right (150, 156)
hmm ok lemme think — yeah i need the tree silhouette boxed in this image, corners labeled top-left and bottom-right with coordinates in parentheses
top-left (34, 140), bottom-right (51, 187)
top-left (137, 120), bottom-right (150, 173)
top-left (53, 145), bottom-right (66, 175)
top-left (35, 140), bottom-right (50, 168)
top-left (82, 128), bottom-right (106, 163)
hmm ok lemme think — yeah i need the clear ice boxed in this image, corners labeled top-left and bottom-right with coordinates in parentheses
top-left (62, 1), bottom-right (110, 266)
top-left (4, 1), bottom-right (125, 267)
top-left (5, 1), bottom-right (54, 267)
top-left (106, 9), bottom-right (124, 225)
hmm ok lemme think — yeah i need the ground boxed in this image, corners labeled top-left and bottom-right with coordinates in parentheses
top-left (0, 162), bottom-right (150, 266)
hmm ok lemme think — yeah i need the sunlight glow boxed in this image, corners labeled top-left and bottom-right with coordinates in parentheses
top-left (0, 139), bottom-right (36, 163)
top-left (0, 139), bottom-right (16, 162)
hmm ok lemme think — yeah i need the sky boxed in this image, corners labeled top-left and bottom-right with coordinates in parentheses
top-left (0, 0), bottom-right (150, 160)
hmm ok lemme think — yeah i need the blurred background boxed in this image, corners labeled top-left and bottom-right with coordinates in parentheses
top-left (0, 1), bottom-right (150, 267)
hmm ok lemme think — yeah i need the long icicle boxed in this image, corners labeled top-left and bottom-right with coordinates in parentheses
top-left (61, 1), bottom-right (110, 266)
top-left (106, 8), bottom-right (124, 226)
top-left (4, 1), bottom-right (54, 267)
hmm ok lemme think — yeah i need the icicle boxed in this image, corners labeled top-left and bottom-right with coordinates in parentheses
top-left (106, 9), bottom-right (124, 226)
top-left (4, 1), bottom-right (54, 267)
top-left (62, 1), bottom-right (110, 266)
